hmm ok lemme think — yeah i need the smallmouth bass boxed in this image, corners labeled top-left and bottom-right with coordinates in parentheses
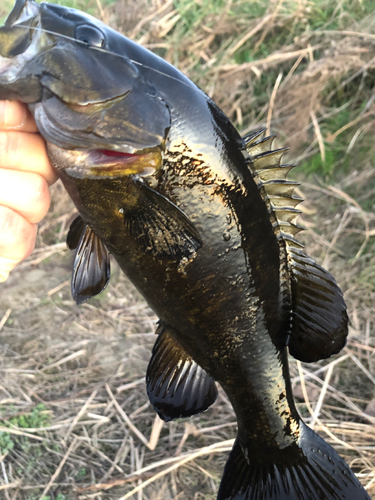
top-left (0, 1), bottom-right (370, 499)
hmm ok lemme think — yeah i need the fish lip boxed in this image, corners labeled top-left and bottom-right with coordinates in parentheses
top-left (88, 149), bottom-right (144, 166)
top-left (57, 148), bottom-right (162, 180)
top-left (0, 1), bottom-right (43, 79)
top-left (58, 91), bottom-right (131, 110)
top-left (86, 149), bottom-right (162, 178)
top-left (5, 0), bottom-right (40, 28)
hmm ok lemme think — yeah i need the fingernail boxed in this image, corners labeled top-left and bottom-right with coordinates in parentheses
top-left (0, 100), bottom-right (27, 129)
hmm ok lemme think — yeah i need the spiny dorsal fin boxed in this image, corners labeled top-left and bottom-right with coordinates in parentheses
top-left (242, 128), bottom-right (267, 147)
top-left (253, 164), bottom-right (294, 183)
top-left (246, 134), bottom-right (276, 156)
top-left (244, 132), bottom-right (300, 243)
top-left (273, 207), bottom-right (301, 224)
top-left (268, 196), bottom-right (302, 209)
top-left (274, 221), bottom-right (304, 237)
top-left (260, 180), bottom-right (300, 198)
top-left (252, 147), bottom-right (289, 170)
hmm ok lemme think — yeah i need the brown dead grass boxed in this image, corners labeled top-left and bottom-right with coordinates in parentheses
top-left (0, 0), bottom-right (375, 499)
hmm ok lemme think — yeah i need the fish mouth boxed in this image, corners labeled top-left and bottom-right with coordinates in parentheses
top-left (0, 0), bottom-right (44, 100)
top-left (48, 143), bottom-right (163, 180)
top-left (0, 0), bottom-right (40, 59)
top-left (4, 0), bottom-right (39, 29)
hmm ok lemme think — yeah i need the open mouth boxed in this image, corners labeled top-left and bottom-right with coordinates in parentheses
top-left (97, 149), bottom-right (138, 158)
top-left (72, 148), bottom-right (163, 178)
top-left (47, 140), bottom-right (163, 180)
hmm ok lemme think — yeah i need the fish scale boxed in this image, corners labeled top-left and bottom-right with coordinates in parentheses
top-left (0, 1), bottom-right (370, 499)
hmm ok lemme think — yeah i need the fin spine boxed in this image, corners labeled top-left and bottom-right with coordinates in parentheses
top-left (244, 132), bottom-right (302, 245)
top-left (244, 130), bottom-right (304, 353)
top-left (242, 128), bottom-right (267, 146)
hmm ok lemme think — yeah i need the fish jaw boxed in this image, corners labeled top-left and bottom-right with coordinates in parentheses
top-left (0, 0), bottom-right (41, 67)
top-left (47, 142), bottom-right (163, 181)
top-left (4, 0), bottom-right (39, 28)
top-left (0, 0), bottom-right (46, 102)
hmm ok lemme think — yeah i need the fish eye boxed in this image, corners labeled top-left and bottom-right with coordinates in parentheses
top-left (75, 25), bottom-right (105, 48)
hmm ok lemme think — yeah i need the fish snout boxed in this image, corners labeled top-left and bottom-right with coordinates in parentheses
top-left (0, 0), bottom-right (41, 85)
top-left (5, 0), bottom-right (39, 28)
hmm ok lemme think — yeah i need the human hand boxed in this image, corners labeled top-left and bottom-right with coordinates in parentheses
top-left (0, 100), bottom-right (58, 282)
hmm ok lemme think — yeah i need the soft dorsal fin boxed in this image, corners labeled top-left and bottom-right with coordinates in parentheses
top-left (67, 215), bottom-right (110, 306)
top-left (146, 324), bottom-right (218, 421)
top-left (287, 247), bottom-right (348, 362)
top-left (243, 130), bottom-right (348, 362)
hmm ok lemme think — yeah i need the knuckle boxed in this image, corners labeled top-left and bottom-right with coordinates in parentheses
top-left (0, 131), bottom-right (19, 162)
top-left (28, 174), bottom-right (51, 220)
top-left (0, 206), bottom-right (36, 259)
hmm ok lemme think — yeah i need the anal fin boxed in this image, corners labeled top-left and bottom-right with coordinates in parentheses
top-left (146, 324), bottom-right (217, 422)
top-left (67, 215), bottom-right (110, 306)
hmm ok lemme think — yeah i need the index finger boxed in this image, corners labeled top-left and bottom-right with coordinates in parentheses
top-left (0, 100), bottom-right (38, 133)
top-left (0, 131), bottom-right (58, 185)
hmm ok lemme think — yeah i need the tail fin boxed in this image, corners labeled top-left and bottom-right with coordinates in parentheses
top-left (218, 423), bottom-right (370, 500)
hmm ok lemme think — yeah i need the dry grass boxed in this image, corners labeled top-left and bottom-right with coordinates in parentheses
top-left (0, 0), bottom-right (375, 499)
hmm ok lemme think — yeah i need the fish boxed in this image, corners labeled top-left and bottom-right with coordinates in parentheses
top-left (0, 1), bottom-right (370, 499)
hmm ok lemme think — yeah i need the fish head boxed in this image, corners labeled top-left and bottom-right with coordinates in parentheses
top-left (0, 0), bottom-right (170, 178)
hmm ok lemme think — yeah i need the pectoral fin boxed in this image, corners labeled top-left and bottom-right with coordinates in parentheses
top-left (67, 216), bottom-right (110, 306)
top-left (288, 247), bottom-right (348, 362)
top-left (123, 181), bottom-right (202, 260)
top-left (146, 324), bottom-right (217, 421)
